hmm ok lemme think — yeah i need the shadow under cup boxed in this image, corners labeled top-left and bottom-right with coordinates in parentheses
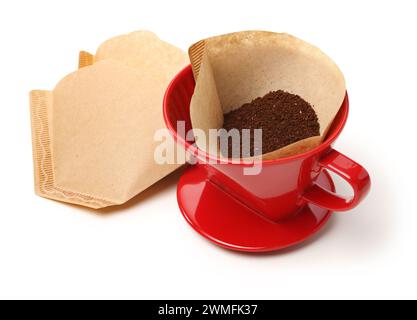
top-left (163, 65), bottom-right (370, 223)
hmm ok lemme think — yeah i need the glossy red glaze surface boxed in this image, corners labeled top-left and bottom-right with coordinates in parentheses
top-left (163, 65), bottom-right (371, 252)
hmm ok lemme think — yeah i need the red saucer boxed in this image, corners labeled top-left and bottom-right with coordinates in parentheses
top-left (177, 165), bottom-right (335, 252)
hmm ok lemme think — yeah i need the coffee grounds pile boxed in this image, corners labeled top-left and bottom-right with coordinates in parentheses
top-left (222, 90), bottom-right (320, 157)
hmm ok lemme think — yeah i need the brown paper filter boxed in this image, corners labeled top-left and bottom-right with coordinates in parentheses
top-left (188, 31), bottom-right (346, 160)
top-left (30, 31), bottom-right (188, 208)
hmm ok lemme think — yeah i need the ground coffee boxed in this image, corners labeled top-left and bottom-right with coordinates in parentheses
top-left (222, 90), bottom-right (320, 157)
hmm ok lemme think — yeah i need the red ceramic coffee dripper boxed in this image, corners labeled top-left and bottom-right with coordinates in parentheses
top-left (163, 65), bottom-right (371, 252)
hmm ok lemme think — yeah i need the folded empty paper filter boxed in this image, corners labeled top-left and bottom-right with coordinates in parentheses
top-left (30, 31), bottom-right (188, 209)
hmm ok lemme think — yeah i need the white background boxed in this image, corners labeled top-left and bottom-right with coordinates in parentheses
top-left (0, 0), bottom-right (416, 300)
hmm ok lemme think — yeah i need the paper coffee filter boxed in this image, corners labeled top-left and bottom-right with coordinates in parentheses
top-left (189, 31), bottom-right (346, 159)
top-left (30, 31), bottom-right (188, 209)
top-left (30, 60), bottom-right (178, 208)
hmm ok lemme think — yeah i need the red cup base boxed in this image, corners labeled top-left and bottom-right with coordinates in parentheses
top-left (177, 165), bottom-right (336, 252)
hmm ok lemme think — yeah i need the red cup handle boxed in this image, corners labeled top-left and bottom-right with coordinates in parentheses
top-left (302, 148), bottom-right (371, 211)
